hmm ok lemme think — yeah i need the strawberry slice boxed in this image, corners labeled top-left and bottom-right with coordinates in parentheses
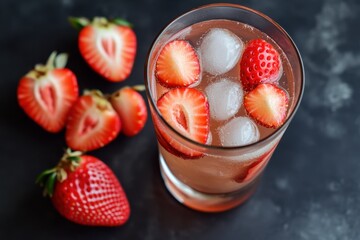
top-left (240, 39), bottom-right (282, 91)
top-left (70, 17), bottom-right (136, 82)
top-left (153, 120), bottom-right (189, 159)
top-left (156, 88), bottom-right (209, 158)
top-left (155, 40), bottom-right (200, 88)
top-left (234, 144), bottom-right (277, 183)
top-left (110, 86), bottom-right (148, 136)
top-left (244, 83), bottom-right (289, 128)
top-left (66, 90), bottom-right (121, 151)
top-left (17, 52), bottom-right (78, 133)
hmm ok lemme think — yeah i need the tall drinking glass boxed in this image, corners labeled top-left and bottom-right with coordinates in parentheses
top-left (145, 3), bottom-right (304, 212)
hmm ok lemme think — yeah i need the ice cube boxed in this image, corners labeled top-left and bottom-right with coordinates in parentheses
top-left (227, 132), bottom-right (282, 162)
top-left (200, 28), bottom-right (244, 75)
top-left (206, 131), bottom-right (213, 145)
top-left (205, 78), bottom-right (243, 121)
top-left (219, 117), bottom-right (259, 147)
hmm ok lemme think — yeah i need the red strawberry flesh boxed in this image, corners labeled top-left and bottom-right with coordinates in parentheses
top-left (156, 88), bottom-right (209, 158)
top-left (156, 40), bottom-right (200, 88)
top-left (39, 85), bottom-right (56, 113)
top-left (234, 144), bottom-right (277, 183)
top-left (244, 83), bottom-right (289, 128)
top-left (17, 68), bottom-right (78, 133)
top-left (66, 93), bottom-right (121, 151)
top-left (110, 87), bottom-right (148, 136)
top-left (52, 155), bottom-right (130, 226)
top-left (78, 21), bottom-right (137, 82)
top-left (240, 39), bottom-right (282, 91)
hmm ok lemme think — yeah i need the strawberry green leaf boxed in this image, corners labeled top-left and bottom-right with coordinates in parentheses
top-left (45, 172), bottom-right (57, 197)
top-left (35, 168), bottom-right (56, 185)
top-left (69, 17), bottom-right (90, 30)
top-left (67, 156), bottom-right (80, 162)
top-left (112, 18), bottom-right (133, 28)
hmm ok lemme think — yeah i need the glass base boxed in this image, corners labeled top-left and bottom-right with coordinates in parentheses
top-left (159, 153), bottom-right (259, 212)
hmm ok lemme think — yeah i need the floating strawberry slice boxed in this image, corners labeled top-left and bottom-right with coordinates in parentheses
top-left (70, 17), bottom-right (136, 82)
top-left (240, 39), bottom-right (282, 91)
top-left (36, 149), bottom-right (130, 226)
top-left (234, 145), bottom-right (277, 183)
top-left (155, 40), bottom-right (200, 88)
top-left (66, 90), bottom-right (121, 151)
top-left (17, 52), bottom-right (78, 133)
top-left (244, 83), bottom-right (289, 128)
top-left (156, 88), bottom-right (209, 158)
top-left (110, 85), bottom-right (148, 136)
top-left (153, 120), bottom-right (189, 158)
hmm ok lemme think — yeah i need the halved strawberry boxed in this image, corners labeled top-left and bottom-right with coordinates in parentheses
top-left (66, 90), bottom-right (121, 151)
top-left (153, 120), bottom-right (189, 159)
top-left (17, 52), bottom-right (78, 133)
top-left (240, 39), bottom-right (282, 91)
top-left (156, 88), bottom-right (209, 158)
top-left (155, 40), bottom-right (200, 88)
top-left (70, 17), bottom-right (137, 82)
top-left (110, 85), bottom-right (148, 136)
top-left (234, 144), bottom-right (277, 183)
top-left (244, 83), bottom-right (289, 128)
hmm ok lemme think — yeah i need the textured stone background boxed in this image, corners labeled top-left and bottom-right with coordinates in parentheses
top-left (0, 0), bottom-right (359, 239)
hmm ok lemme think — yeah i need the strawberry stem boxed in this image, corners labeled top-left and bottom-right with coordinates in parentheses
top-left (26, 52), bottom-right (69, 79)
top-left (36, 148), bottom-right (84, 197)
top-left (84, 89), bottom-right (104, 98)
top-left (83, 89), bottom-right (112, 110)
top-left (60, 148), bottom-right (82, 167)
top-left (132, 85), bottom-right (146, 92)
top-left (69, 16), bottom-right (132, 29)
top-left (93, 17), bottom-right (109, 27)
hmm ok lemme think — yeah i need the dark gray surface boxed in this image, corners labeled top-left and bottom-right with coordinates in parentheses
top-left (1, 0), bottom-right (359, 239)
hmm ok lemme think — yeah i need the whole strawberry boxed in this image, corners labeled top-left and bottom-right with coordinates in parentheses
top-left (66, 90), bottom-right (121, 151)
top-left (110, 85), bottom-right (148, 137)
top-left (17, 52), bottom-right (78, 132)
top-left (240, 39), bottom-right (282, 91)
top-left (69, 17), bottom-right (137, 82)
top-left (37, 149), bottom-right (130, 226)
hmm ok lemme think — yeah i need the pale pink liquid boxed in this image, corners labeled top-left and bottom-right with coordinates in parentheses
top-left (150, 20), bottom-right (295, 201)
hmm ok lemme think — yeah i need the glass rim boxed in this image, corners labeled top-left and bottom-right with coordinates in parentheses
top-left (144, 3), bottom-right (305, 151)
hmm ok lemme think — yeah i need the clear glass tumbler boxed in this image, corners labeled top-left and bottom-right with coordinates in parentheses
top-left (145, 3), bottom-right (304, 212)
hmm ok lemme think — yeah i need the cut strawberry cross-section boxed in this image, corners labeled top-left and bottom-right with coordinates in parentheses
top-left (234, 144), bottom-right (277, 183)
top-left (71, 17), bottom-right (137, 82)
top-left (244, 83), bottom-right (289, 129)
top-left (17, 52), bottom-right (78, 133)
top-left (155, 40), bottom-right (201, 88)
top-left (156, 88), bottom-right (209, 158)
top-left (66, 90), bottom-right (121, 151)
